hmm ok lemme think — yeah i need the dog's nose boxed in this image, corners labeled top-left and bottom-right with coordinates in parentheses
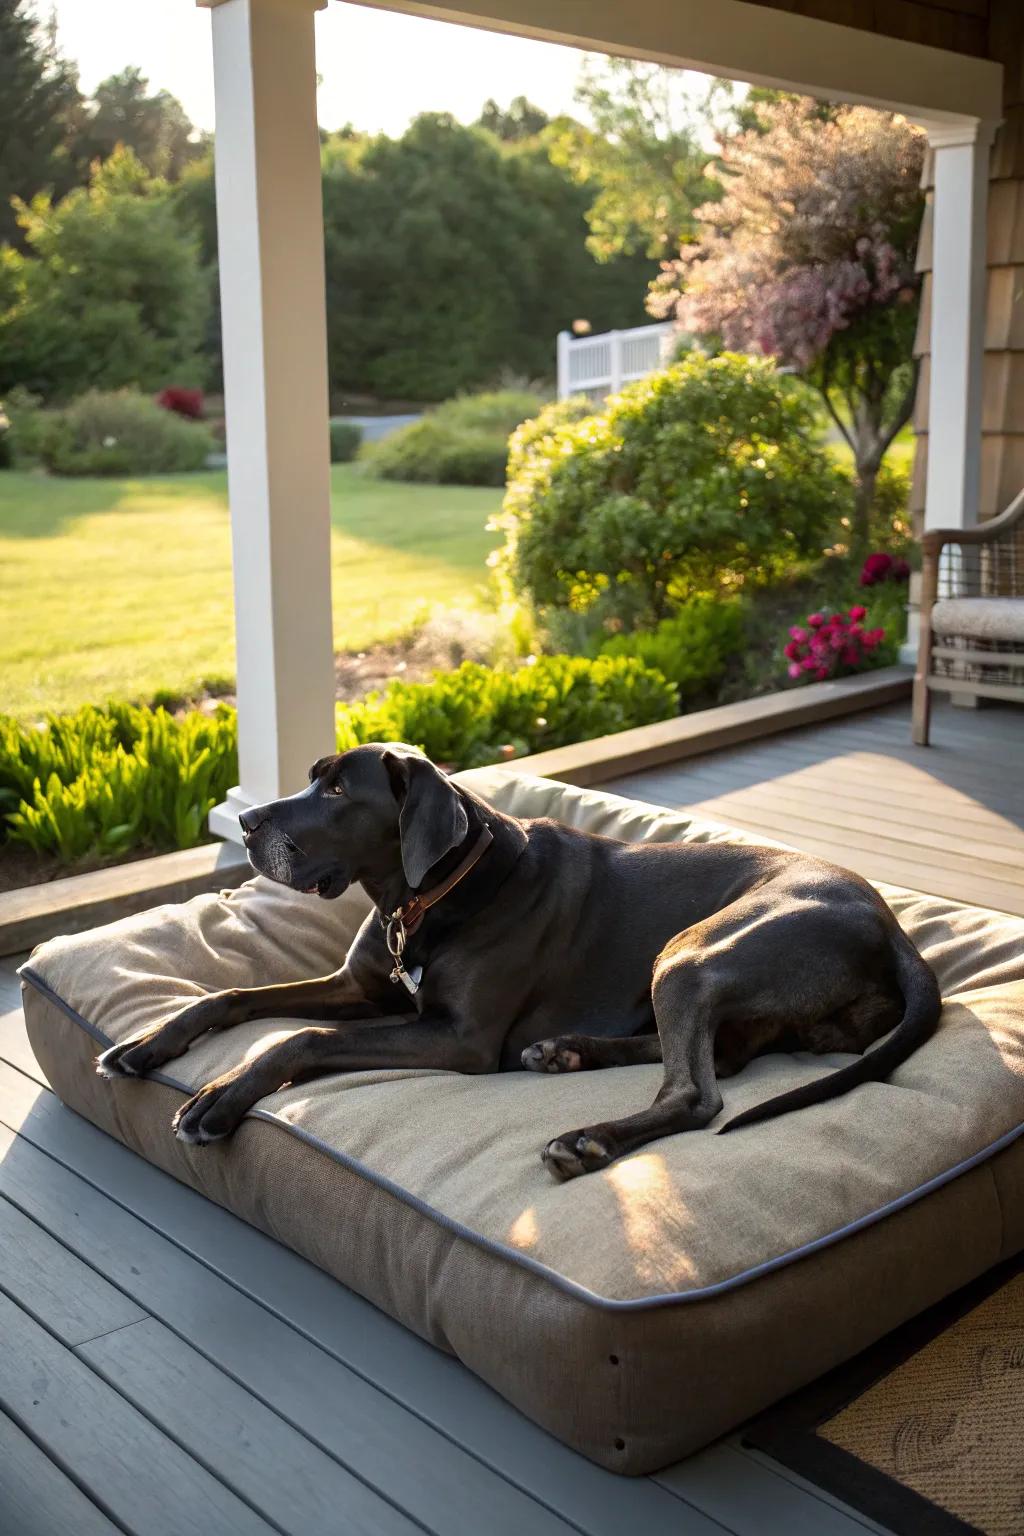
top-left (238, 807), bottom-right (267, 835)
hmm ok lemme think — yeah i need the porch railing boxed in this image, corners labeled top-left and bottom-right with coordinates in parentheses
top-left (556, 322), bottom-right (675, 400)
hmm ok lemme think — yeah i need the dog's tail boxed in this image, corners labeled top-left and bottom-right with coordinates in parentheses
top-left (718, 938), bottom-right (941, 1134)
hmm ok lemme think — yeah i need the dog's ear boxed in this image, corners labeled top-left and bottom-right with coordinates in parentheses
top-left (383, 751), bottom-right (469, 889)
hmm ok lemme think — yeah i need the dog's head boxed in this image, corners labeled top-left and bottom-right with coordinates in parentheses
top-left (238, 743), bottom-right (470, 899)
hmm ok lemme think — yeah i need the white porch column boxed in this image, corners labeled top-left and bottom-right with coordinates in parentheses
top-left (200, 0), bottom-right (337, 841)
top-left (902, 116), bottom-right (996, 663)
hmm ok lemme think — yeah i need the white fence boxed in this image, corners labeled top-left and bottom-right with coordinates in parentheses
top-left (556, 322), bottom-right (675, 400)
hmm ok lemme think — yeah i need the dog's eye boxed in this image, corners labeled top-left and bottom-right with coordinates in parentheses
top-left (329, 781), bottom-right (346, 796)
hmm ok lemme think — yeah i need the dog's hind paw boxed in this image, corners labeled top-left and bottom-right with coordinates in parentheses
top-left (522, 1039), bottom-right (582, 1074)
top-left (542, 1131), bottom-right (612, 1181)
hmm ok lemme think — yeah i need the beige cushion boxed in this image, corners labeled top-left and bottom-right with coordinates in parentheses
top-left (21, 771), bottom-right (1024, 1472)
top-left (931, 596), bottom-right (1024, 643)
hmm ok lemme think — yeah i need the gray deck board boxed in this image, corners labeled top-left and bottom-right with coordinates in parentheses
top-left (0, 1190), bottom-right (147, 1346)
top-left (79, 1318), bottom-right (420, 1536)
top-left (603, 698), bottom-right (1024, 916)
top-left (0, 1410), bottom-right (124, 1536)
top-left (0, 1293), bottom-right (278, 1536)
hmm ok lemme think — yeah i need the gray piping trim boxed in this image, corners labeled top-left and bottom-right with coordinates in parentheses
top-left (19, 963), bottom-right (1023, 1313)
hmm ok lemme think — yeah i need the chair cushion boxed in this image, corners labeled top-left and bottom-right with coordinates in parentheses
top-left (20, 771), bottom-right (1024, 1473)
top-left (931, 597), bottom-right (1024, 643)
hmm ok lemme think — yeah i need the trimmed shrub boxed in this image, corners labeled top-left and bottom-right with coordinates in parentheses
top-left (337, 653), bottom-right (677, 768)
top-left (499, 355), bottom-right (846, 629)
top-left (0, 386), bottom-right (51, 467)
top-left (366, 390), bottom-right (543, 486)
top-left (42, 389), bottom-right (214, 476)
top-left (600, 597), bottom-right (745, 704)
top-left (1, 655), bottom-right (675, 865)
top-left (329, 420), bottom-right (363, 463)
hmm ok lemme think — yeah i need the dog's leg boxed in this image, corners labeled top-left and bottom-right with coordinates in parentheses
top-left (521, 1033), bottom-right (662, 1074)
top-left (96, 970), bottom-right (371, 1080)
top-left (543, 965), bottom-right (723, 1180)
top-left (171, 1016), bottom-right (490, 1144)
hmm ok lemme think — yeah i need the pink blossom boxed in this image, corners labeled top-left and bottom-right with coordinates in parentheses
top-left (801, 656), bottom-right (819, 672)
top-left (787, 662), bottom-right (802, 679)
top-left (789, 626), bottom-right (808, 643)
top-left (849, 604), bottom-right (867, 622)
top-left (807, 613), bottom-right (825, 628)
top-left (815, 666), bottom-right (829, 680)
top-left (783, 640), bottom-right (800, 660)
top-left (860, 552), bottom-right (893, 587)
top-left (840, 645), bottom-right (861, 666)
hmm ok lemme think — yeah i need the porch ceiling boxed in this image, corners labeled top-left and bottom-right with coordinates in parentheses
top-left (343, 0), bottom-right (1002, 121)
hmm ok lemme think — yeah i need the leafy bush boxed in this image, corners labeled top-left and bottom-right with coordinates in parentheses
top-left (1, 655), bottom-right (675, 865)
top-left (329, 420), bottom-right (363, 463)
top-left (0, 703), bottom-right (237, 861)
top-left (366, 390), bottom-right (543, 486)
top-left (600, 597), bottom-right (744, 704)
top-left (499, 354), bottom-right (846, 629)
top-left (338, 653), bottom-right (676, 768)
top-left (42, 389), bottom-right (214, 476)
top-left (0, 386), bottom-right (51, 467)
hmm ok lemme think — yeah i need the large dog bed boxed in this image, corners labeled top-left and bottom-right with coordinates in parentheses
top-left (20, 771), bottom-right (1024, 1474)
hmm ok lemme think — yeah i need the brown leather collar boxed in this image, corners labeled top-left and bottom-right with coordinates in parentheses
top-left (391, 823), bottom-right (494, 937)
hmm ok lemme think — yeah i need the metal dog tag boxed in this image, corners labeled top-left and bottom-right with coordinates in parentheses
top-left (386, 913), bottom-right (421, 995)
top-left (391, 961), bottom-right (423, 996)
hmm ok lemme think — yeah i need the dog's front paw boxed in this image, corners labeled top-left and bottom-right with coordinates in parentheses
top-left (522, 1038), bottom-right (582, 1074)
top-left (542, 1130), bottom-right (613, 1181)
top-left (172, 1070), bottom-right (252, 1146)
top-left (96, 1032), bottom-right (163, 1080)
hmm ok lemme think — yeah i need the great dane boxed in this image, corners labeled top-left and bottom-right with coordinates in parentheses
top-left (97, 743), bottom-right (941, 1179)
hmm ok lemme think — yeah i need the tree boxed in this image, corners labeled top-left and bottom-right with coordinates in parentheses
top-left (0, 0), bottom-right (83, 246)
top-left (475, 96), bottom-right (549, 142)
top-left (545, 57), bottom-right (721, 261)
top-left (319, 114), bottom-right (649, 401)
top-left (650, 100), bottom-right (925, 547)
top-left (0, 147), bottom-right (209, 401)
top-left (75, 67), bottom-right (205, 181)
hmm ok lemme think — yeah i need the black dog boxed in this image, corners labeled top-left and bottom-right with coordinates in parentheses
top-left (97, 744), bottom-right (941, 1179)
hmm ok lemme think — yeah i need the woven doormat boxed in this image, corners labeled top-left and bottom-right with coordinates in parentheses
top-left (744, 1255), bottom-right (1024, 1536)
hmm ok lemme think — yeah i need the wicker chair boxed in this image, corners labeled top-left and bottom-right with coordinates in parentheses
top-left (912, 485), bottom-right (1024, 745)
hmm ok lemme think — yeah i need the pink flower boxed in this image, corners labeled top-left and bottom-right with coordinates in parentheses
top-left (840, 645), bottom-right (861, 666)
top-left (829, 613), bottom-right (842, 626)
top-left (789, 626), bottom-right (808, 643)
top-left (807, 612), bottom-right (825, 628)
top-left (865, 626), bottom-right (885, 646)
top-left (830, 629), bottom-right (846, 650)
top-left (801, 656), bottom-right (819, 672)
top-left (787, 662), bottom-right (802, 679)
top-left (815, 666), bottom-right (829, 681)
top-left (860, 552), bottom-right (893, 587)
top-left (783, 640), bottom-right (800, 661)
top-left (849, 605), bottom-right (867, 622)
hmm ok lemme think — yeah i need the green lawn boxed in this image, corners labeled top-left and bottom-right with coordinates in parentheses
top-left (0, 466), bottom-right (502, 720)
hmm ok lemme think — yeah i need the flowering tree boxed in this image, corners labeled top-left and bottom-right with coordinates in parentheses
top-left (649, 101), bottom-right (925, 550)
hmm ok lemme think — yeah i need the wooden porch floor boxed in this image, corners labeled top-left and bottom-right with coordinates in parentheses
top-left (603, 697), bottom-right (1024, 917)
top-left (4, 693), bottom-right (1019, 1534)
